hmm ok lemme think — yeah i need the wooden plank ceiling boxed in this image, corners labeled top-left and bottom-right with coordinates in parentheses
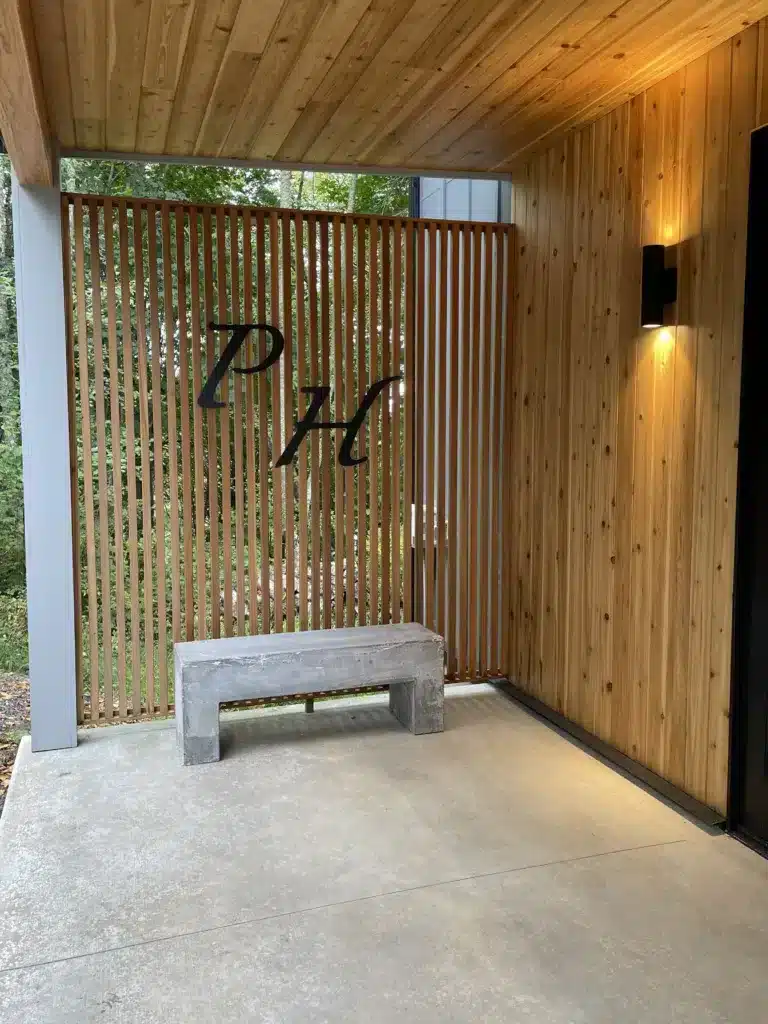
top-left (28, 0), bottom-right (768, 173)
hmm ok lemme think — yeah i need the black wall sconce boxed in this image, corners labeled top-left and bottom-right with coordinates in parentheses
top-left (641, 244), bottom-right (677, 328)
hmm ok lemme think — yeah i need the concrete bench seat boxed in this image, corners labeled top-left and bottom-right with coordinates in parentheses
top-left (175, 623), bottom-right (445, 765)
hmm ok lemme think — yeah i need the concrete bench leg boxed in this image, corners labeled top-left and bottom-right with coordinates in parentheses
top-left (177, 698), bottom-right (220, 766)
top-left (389, 672), bottom-right (444, 735)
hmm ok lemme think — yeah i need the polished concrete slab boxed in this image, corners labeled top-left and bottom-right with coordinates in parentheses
top-left (1, 685), bottom-right (767, 1022)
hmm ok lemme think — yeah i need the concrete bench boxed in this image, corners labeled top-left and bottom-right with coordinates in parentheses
top-left (175, 623), bottom-right (445, 765)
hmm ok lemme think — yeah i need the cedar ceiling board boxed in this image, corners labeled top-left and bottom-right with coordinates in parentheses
top-left (105, 0), bottom-right (152, 151)
top-left (249, 0), bottom-right (373, 159)
top-left (274, 0), bottom-right (416, 162)
top-left (327, 0), bottom-right (544, 165)
top-left (382, 0), bottom-right (629, 167)
top-left (447, 0), bottom-right (753, 168)
top-left (27, 0), bottom-right (768, 172)
top-left (417, 0), bottom-right (672, 166)
top-left (495, 0), bottom-right (768, 168)
top-left (29, 0), bottom-right (75, 149)
top-left (350, 0), bottom-right (534, 164)
top-left (164, 0), bottom-right (243, 155)
top-left (207, 0), bottom-right (329, 158)
top-left (62, 0), bottom-right (107, 149)
top-left (424, 0), bottom-right (696, 168)
top-left (136, 0), bottom-right (196, 153)
top-left (300, 0), bottom-right (468, 164)
top-left (487, 0), bottom-right (753, 162)
top-left (191, 0), bottom-right (285, 156)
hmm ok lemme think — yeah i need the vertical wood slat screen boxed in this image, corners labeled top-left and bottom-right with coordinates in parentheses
top-left (412, 222), bottom-right (512, 682)
top-left (63, 195), bottom-right (513, 722)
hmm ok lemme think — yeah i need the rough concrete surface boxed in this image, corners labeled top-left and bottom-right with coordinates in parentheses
top-left (175, 623), bottom-right (445, 765)
top-left (1, 685), bottom-right (767, 1022)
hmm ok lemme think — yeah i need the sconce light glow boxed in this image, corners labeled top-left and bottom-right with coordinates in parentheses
top-left (654, 328), bottom-right (675, 354)
top-left (641, 244), bottom-right (677, 328)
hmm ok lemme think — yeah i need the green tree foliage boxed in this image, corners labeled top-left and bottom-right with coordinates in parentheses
top-left (0, 166), bottom-right (24, 598)
top-left (61, 159), bottom-right (281, 206)
top-left (0, 155), bottom-right (411, 671)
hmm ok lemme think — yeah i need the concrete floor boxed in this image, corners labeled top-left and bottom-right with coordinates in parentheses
top-left (1, 685), bottom-right (767, 1023)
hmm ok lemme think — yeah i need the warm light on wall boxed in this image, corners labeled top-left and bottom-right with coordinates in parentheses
top-left (641, 245), bottom-right (677, 328)
top-left (654, 328), bottom-right (675, 353)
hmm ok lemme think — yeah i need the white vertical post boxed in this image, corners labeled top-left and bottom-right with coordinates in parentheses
top-left (11, 168), bottom-right (77, 751)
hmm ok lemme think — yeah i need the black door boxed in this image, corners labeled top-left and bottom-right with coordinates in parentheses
top-left (731, 124), bottom-right (768, 850)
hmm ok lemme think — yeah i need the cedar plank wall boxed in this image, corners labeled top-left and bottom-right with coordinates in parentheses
top-left (507, 21), bottom-right (768, 813)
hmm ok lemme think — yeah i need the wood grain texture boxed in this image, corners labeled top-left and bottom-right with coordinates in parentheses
top-left (62, 199), bottom-right (83, 722)
top-left (66, 202), bottom-right (514, 719)
top-left (0, 0), bottom-right (55, 183)
top-left (507, 28), bottom-right (758, 813)
top-left (27, 0), bottom-right (768, 173)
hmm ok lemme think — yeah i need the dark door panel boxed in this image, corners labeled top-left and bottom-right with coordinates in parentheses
top-left (731, 124), bottom-right (768, 849)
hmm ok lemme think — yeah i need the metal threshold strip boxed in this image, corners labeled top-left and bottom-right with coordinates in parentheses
top-left (495, 681), bottom-right (726, 829)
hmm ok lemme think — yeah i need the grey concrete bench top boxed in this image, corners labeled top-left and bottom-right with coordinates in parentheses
top-left (175, 622), bottom-right (440, 664)
top-left (175, 623), bottom-right (445, 765)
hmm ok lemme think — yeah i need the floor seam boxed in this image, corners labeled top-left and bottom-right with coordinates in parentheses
top-left (0, 837), bottom-right (689, 977)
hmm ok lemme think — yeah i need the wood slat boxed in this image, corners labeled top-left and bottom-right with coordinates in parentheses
top-left (413, 224), bottom-right (426, 627)
top-left (176, 205), bottom-right (195, 641)
top-left (320, 218), bottom-right (332, 629)
top-left (103, 199), bottom-right (127, 716)
top-left (256, 212), bottom-right (271, 634)
top-left (146, 205), bottom-right (168, 713)
top-left (491, 227), bottom-right (507, 673)
top-left (62, 198), bottom-right (83, 721)
top-left (369, 218), bottom-right (380, 625)
top-left (73, 198), bottom-right (99, 717)
top-left (216, 208), bottom-right (233, 637)
top-left (87, 201), bottom-right (114, 717)
top-left (231, 207), bottom-right (246, 636)
top-left (435, 223), bottom-right (448, 653)
top-left (161, 205), bottom-right (181, 654)
top-left (269, 211), bottom-right (284, 631)
top-left (189, 210), bottom-right (207, 640)
top-left (333, 216), bottom-right (345, 627)
top-left (243, 210), bottom-right (259, 632)
top-left (381, 220), bottom-right (392, 624)
top-left (479, 225), bottom-right (494, 675)
top-left (458, 223), bottom-right (473, 676)
top-left (403, 219), bottom-right (415, 624)
top-left (424, 222), bottom-right (437, 632)
top-left (117, 202), bottom-right (142, 714)
top-left (308, 214), bottom-right (321, 630)
top-left (501, 228), bottom-right (516, 678)
top-left (296, 212), bottom-right (310, 631)
top-left (446, 223), bottom-right (460, 674)
top-left (469, 225), bottom-right (483, 674)
top-left (202, 208), bottom-right (219, 639)
top-left (356, 218), bottom-right (368, 624)
top-left (391, 220), bottom-right (403, 625)
top-left (344, 217), bottom-right (356, 627)
top-left (281, 211), bottom-right (296, 632)
top-left (132, 202), bottom-right (155, 713)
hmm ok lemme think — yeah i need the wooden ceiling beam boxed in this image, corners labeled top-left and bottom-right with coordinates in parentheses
top-left (0, 0), bottom-right (54, 185)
